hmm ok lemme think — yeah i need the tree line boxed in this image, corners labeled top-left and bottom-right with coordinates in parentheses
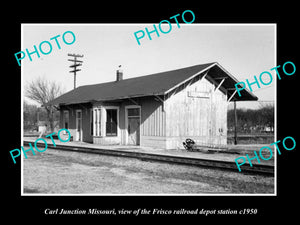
top-left (227, 104), bottom-right (274, 134)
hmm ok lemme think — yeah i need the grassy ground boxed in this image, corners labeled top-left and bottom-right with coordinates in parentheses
top-left (23, 148), bottom-right (274, 194)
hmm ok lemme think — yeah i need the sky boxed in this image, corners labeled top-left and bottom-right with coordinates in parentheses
top-left (22, 24), bottom-right (276, 109)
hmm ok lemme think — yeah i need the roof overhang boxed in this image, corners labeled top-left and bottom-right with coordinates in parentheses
top-left (164, 62), bottom-right (258, 102)
top-left (209, 63), bottom-right (258, 101)
top-left (47, 62), bottom-right (257, 107)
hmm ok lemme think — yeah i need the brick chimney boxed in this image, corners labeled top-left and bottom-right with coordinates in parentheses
top-left (116, 65), bottom-right (123, 81)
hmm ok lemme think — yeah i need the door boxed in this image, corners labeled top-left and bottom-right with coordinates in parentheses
top-left (76, 110), bottom-right (82, 141)
top-left (126, 107), bottom-right (140, 145)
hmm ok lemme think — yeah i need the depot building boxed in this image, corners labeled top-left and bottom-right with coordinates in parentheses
top-left (49, 62), bottom-right (257, 149)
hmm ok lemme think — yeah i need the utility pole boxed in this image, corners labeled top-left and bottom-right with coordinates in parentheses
top-left (68, 54), bottom-right (83, 89)
top-left (234, 100), bottom-right (238, 145)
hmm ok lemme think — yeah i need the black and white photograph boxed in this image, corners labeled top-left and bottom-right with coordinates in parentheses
top-left (4, 5), bottom-right (298, 220)
top-left (21, 24), bottom-right (276, 195)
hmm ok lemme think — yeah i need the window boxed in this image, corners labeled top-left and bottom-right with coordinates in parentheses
top-left (92, 107), bottom-right (118, 137)
top-left (106, 109), bottom-right (118, 136)
top-left (93, 108), bottom-right (101, 136)
top-left (63, 111), bottom-right (69, 130)
top-left (127, 108), bottom-right (140, 117)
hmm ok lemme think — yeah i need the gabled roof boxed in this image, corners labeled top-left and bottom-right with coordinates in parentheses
top-left (49, 62), bottom-right (257, 106)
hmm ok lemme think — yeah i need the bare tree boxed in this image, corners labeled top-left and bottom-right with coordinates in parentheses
top-left (25, 76), bottom-right (64, 133)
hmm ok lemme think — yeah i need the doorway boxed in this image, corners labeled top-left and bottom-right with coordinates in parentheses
top-left (125, 106), bottom-right (141, 145)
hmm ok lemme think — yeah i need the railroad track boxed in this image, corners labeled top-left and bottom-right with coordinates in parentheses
top-left (23, 141), bottom-right (274, 176)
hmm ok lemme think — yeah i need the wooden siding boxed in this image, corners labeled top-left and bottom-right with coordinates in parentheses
top-left (140, 136), bottom-right (166, 149)
top-left (140, 97), bottom-right (165, 137)
top-left (165, 74), bottom-right (228, 148)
